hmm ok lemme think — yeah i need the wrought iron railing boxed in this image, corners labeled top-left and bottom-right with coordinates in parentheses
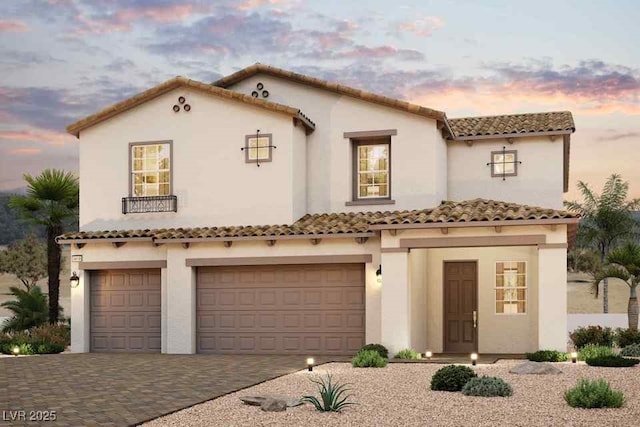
top-left (122, 195), bottom-right (177, 214)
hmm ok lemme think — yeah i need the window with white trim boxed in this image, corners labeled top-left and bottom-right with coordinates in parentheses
top-left (131, 143), bottom-right (171, 196)
top-left (355, 142), bottom-right (390, 199)
top-left (495, 261), bottom-right (526, 314)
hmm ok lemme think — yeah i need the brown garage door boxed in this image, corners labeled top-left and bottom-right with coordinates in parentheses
top-left (90, 269), bottom-right (161, 352)
top-left (197, 264), bottom-right (365, 355)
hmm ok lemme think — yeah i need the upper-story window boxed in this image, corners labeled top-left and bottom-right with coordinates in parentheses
top-left (490, 150), bottom-right (518, 177)
top-left (354, 141), bottom-right (390, 200)
top-left (131, 142), bottom-right (171, 196)
top-left (244, 134), bottom-right (273, 163)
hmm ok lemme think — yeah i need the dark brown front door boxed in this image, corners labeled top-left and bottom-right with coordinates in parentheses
top-left (443, 261), bottom-right (478, 353)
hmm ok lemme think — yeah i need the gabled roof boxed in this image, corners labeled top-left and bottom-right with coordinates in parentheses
top-left (57, 199), bottom-right (579, 243)
top-left (212, 63), bottom-right (448, 124)
top-left (448, 111), bottom-right (575, 140)
top-left (66, 76), bottom-right (315, 137)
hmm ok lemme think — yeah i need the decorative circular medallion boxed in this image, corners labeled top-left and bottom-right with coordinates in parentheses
top-left (262, 90), bottom-right (269, 98)
top-left (183, 104), bottom-right (191, 112)
top-left (178, 96), bottom-right (186, 104)
top-left (256, 82), bottom-right (264, 90)
top-left (173, 105), bottom-right (180, 112)
top-left (251, 91), bottom-right (259, 98)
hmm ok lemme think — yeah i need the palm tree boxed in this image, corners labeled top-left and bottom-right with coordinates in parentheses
top-left (594, 242), bottom-right (640, 329)
top-left (9, 169), bottom-right (78, 324)
top-left (565, 174), bottom-right (640, 313)
top-left (1, 286), bottom-right (54, 332)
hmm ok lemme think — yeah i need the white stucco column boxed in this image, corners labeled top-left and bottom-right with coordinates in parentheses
top-left (380, 250), bottom-right (411, 354)
top-left (70, 268), bottom-right (90, 352)
top-left (537, 247), bottom-right (567, 351)
top-left (165, 246), bottom-right (196, 354)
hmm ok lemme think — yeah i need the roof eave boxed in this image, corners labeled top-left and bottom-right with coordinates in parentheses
top-left (369, 217), bottom-right (580, 230)
top-left (448, 129), bottom-right (574, 142)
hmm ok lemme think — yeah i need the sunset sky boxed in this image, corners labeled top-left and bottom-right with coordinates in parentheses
top-left (1, 0), bottom-right (638, 201)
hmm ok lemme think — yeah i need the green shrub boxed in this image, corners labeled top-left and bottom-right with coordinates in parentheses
top-left (615, 328), bottom-right (640, 349)
top-left (351, 349), bottom-right (388, 368)
top-left (0, 323), bottom-right (69, 355)
top-left (526, 350), bottom-right (569, 362)
top-left (570, 326), bottom-right (614, 349)
top-left (620, 343), bottom-right (640, 357)
top-left (394, 348), bottom-right (421, 360)
top-left (358, 343), bottom-right (388, 359)
top-left (430, 365), bottom-right (477, 392)
top-left (585, 355), bottom-right (640, 368)
top-left (564, 379), bottom-right (624, 408)
top-left (461, 376), bottom-right (513, 397)
top-left (302, 374), bottom-right (355, 412)
top-left (1, 342), bottom-right (34, 355)
top-left (578, 344), bottom-right (614, 361)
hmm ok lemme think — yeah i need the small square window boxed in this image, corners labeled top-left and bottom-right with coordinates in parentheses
top-left (245, 134), bottom-right (273, 163)
top-left (491, 150), bottom-right (518, 177)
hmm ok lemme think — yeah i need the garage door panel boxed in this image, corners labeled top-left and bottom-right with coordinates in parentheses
top-left (197, 264), bottom-right (365, 355)
top-left (90, 269), bottom-right (161, 353)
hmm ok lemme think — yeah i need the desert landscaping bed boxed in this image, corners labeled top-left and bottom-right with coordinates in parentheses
top-left (145, 360), bottom-right (640, 427)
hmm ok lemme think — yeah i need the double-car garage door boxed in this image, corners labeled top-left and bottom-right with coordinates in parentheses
top-left (90, 263), bottom-right (365, 355)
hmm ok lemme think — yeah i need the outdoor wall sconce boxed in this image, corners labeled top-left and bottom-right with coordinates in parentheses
top-left (425, 350), bottom-right (433, 360)
top-left (12, 346), bottom-right (20, 356)
top-left (471, 353), bottom-right (478, 366)
top-left (375, 265), bottom-right (382, 284)
top-left (571, 352), bottom-right (578, 363)
top-left (307, 357), bottom-right (315, 372)
top-left (70, 271), bottom-right (80, 288)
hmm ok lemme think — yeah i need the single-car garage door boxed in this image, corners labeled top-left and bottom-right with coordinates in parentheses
top-left (90, 269), bottom-right (161, 352)
top-left (197, 264), bottom-right (365, 355)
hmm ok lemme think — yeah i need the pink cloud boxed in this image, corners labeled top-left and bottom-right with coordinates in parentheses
top-left (0, 19), bottom-right (29, 32)
top-left (9, 148), bottom-right (42, 155)
top-left (396, 16), bottom-right (444, 37)
top-left (237, 0), bottom-right (289, 11)
top-left (0, 130), bottom-right (72, 146)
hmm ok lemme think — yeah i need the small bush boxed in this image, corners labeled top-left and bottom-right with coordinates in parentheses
top-left (351, 349), bottom-right (388, 368)
top-left (585, 355), bottom-right (640, 368)
top-left (462, 376), bottom-right (513, 397)
top-left (358, 343), bottom-right (388, 359)
top-left (526, 350), bottom-right (569, 362)
top-left (0, 323), bottom-right (69, 355)
top-left (394, 349), bottom-right (421, 360)
top-left (615, 328), bottom-right (640, 349)
top-left (570, 326), bottom-right (614, 349)
top-left (565, 379), bottom-right (624, 408)
top-left (430, 365), bottom-right (477, 392)
top-left (302, 374), bottom-right (355, 412)
top-left (578, 344), bottom-right (614, 361)
top-left (620, 343), bottom-right (640, 357)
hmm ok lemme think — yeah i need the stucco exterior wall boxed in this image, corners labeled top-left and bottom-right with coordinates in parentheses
top-left (409, 249), bottom-right (428, 352)
top-left (447, 136), bottom-right (565, 209)
top-left (230, 74), bottom-right (448, 214)
top-left (78, 87), bottom-right (300, 231)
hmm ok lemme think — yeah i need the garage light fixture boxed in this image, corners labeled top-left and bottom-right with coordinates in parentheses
top-left (70, 271), bottom-right (80, 288)
top-left (375, 265), bottom-right (382, 284)
top-left (307, 357), bottom-right (315, 371)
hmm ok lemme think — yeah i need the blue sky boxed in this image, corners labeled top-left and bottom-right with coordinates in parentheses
top-left (1, 0), bottom-right (638, 200)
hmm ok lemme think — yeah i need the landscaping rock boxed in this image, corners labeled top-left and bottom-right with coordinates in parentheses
top-left (240, 395), bottom-right (302, 408)
top-left (509, 361), bottom-right (562, 375)
top-left (260, 397), bottom-right (288, 412)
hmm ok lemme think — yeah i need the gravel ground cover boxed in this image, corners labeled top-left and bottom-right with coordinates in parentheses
top-left (146, 360), bottom-right (640, 427)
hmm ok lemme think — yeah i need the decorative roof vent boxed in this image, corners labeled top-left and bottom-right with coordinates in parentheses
top-left (251, 82), bottom-right (269, 99)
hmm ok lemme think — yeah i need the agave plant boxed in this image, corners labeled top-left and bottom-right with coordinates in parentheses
top-left (301, 374), bottom-right (355, 412)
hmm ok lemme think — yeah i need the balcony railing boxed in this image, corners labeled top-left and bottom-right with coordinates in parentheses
top-left (122, 195), bottom-right (178, 214)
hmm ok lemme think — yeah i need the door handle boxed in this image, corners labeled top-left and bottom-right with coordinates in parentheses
top-left (473, 311), bottom-right (477, 328)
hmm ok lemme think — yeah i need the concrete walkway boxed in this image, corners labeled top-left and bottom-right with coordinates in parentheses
top-left (0, 353), bottom-right (336, 426)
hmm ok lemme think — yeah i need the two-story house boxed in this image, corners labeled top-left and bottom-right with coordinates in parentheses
top-left (58, 64), bottom-right (579, 356)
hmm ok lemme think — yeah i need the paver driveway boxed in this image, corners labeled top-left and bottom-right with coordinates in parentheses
top-left (0, 353), bottom-right (337, 427)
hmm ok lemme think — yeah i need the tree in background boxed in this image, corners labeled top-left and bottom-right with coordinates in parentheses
top-left (0, 235), bottom-right (47, 290)
top-left (565, 174), bottom-right (640, 313)
top-left (9, 170), bottom-right (78, 324)
top-left (594, 242), bottom-right (640, 329)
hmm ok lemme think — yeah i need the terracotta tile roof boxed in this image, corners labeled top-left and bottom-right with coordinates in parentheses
top-left (57, 199), bottom-right (578, 242)
top-left (212, 63), bottom-right (448, 123)
top-left (448, 111), bottom-right (575, 139)
top-left (66, 76), bottom-right (315, 137)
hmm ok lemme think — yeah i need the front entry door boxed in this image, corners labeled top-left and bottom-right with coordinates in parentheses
top-left (443, 261), bottom-right (478, 353)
